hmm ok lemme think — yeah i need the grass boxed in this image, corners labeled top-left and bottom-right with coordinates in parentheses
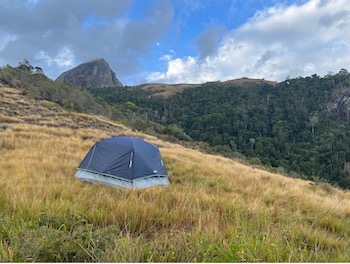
top-left (135, 83), bottom-right (200, 98)
top-left (1, 86), bottom-right (350, 262)
top-left (1, 124), bottom-right (350, 262)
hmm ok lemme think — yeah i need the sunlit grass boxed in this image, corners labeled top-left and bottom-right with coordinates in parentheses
top-left (1, 86), bottom-right (350, 261)
top-left (1, 123), bottom-right (350, 262)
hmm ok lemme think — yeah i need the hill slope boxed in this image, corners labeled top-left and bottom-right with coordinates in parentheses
top-left (1, 84), bottom-right (350, 262)
top-left (161, 73), bottom-right (350, 187)
top-left (132, 77), bottom-right (276, 98)
top-left (133, 83), bottom-right (200, 98)
top-left (96, 71), bottom-right (350, 188)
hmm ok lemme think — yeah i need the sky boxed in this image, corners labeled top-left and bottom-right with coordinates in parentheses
top-left (0, 0), bottom-right (350, 85)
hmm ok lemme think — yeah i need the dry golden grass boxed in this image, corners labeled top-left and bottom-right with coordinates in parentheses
top-left (1, 85), bottom-right (350, 262)
top-left (1, 123), bottom-right (350, 261)
top-left (134, 78), bottom-right (277, 98)
top-left (221, 77), bottom-right (277, 87)
top-left (135, 83), bottom-right (200, 98)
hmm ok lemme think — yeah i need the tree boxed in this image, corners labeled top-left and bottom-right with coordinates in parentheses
top-left (309, 114), bottom-right (319, 134)
top-left (34, 66), bottom-right (44, 75)
top-left (18, 59), bottom-right (34, 73)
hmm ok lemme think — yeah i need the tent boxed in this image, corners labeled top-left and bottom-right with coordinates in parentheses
top-left (76, 136), bottom-right (169, 189)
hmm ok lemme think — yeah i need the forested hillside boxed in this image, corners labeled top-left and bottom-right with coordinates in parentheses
top-left (89, 70), bottom-right (350, 188)
top-left (3, 60), bottom-right (350, 188)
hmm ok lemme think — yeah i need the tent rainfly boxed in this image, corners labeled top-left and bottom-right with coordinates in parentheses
top-left (76, 136), bottom-right (169, 189)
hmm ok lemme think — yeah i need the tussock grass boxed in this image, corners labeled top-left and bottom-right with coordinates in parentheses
top-left (1, 86), bottom-right (350, 262)
top-left (1, 123), bottom-right (350, 262)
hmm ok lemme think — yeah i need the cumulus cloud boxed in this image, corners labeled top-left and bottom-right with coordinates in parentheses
top-left (0, 0), bottom-right (173, 79)
top-left (35, 47), bottom-right (75, 67)
top-left (147, 0), bottom-right (350, 83)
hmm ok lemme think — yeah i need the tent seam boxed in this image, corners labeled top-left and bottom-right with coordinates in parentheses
top-left (85, 145), bottom-right (96, 169)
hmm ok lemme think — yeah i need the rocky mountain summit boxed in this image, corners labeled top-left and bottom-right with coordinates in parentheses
top-left (56, 58), bottom-right (123, 88)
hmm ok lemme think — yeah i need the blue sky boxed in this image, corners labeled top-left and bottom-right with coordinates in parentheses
top-left (0, 0), bottom-right (349, 85)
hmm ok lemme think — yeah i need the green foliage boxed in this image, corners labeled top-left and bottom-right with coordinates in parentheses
top-left (163, 124), bottom-right (192, 141)
top-left (14, 224), bottom-right (119, 262)
top-left (89, 71), bottom-right (350, 188)
top-left (2, 206), bottom-right (349, 262)
top-left (124, 101), bottom-right (139, 111)
top-left (152, 72), bottom-right (350, 188)
top-left (88, 86), bottom-right (192, 142)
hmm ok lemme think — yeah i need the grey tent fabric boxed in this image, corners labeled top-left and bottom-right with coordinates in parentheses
top-left (76, 136), bottom-right (169, 189)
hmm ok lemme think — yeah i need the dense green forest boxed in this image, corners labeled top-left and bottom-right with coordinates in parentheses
top-left (2, 60), bottom-right (350, 188)
top-left (89, 70), bottom-right (350, 188)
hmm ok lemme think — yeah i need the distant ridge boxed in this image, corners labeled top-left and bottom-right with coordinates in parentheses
top-left (133, 78), bottom-right (277, 98)
top-left (56, 58), bottom-right (123, 88)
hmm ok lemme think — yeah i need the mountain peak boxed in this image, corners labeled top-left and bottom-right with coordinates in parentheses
top-left (55, 58), bottom-right (123, 88)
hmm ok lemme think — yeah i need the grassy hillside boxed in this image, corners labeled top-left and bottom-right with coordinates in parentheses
top-left (1, 85), bottom-right (350, 262)
top-left (133, 83), bottom-right (200, 98)
top-left (132, 78), bottom-right (276, 98)
top-left (131, 78), bottom-right (276, 100)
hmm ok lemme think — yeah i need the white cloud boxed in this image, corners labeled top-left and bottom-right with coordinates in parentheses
top-left (147, 0), bottom-right (350, 83)
top-left (35, 46), bottom-right (75, 68)
top-left (54, 47), bottom-right (75, 67)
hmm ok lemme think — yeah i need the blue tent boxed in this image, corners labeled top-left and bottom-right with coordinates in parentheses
top-left (76, 136), bottom-right (169, 189)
